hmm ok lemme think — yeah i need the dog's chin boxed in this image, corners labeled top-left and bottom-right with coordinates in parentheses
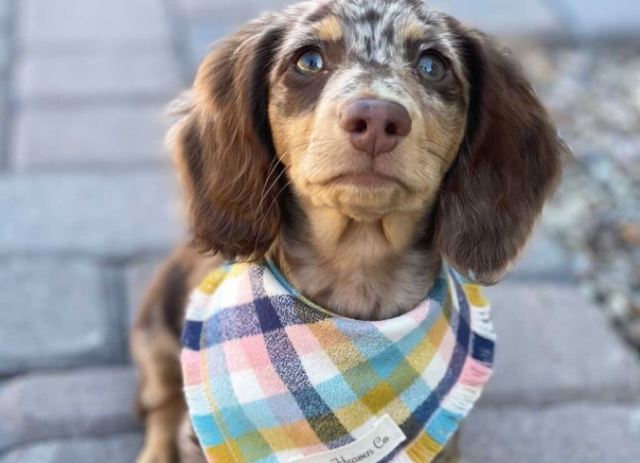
top-left (299, 179), bottom-right (407, 222)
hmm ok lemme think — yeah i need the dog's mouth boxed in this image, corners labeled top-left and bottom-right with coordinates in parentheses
top-left (328, 170), bottom-right (401, 189)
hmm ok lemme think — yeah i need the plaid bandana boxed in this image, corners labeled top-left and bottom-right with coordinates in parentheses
top-left (181, 261), bottom-right (495, 463)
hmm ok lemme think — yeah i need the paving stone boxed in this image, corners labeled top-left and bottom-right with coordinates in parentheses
top-left (429, 0), bottom-right (564, 39)
top-left (0, 173), bottom-right (184, 258)
top-left (509, 227), bottom-right (575, 281)
top-left (0, 1), bottom-right (9, 26)
top-left (21, 0), bottom-right (171, 47)
top-left (13, 104), bottom-right (172, 169)
top-left (0, 258), bottom-right (120, 375)
top-left (461, 403), bottom-right (640, 463)
top-left (0, 83), bottom-right (7, 159)
top-left (482, 283), bottom-right (640, 405)
top-left (0, 33), bottom-right (8, 74)
top-left (179, 0), bottom-right (293, 21)
top-left (0, 367), bottom-right (141, 451)
top-left (0, 433), bottom-right (143, 463)
top-left (557, 0), bottom-right (640, 38)
top-left (16, 47), bottom-right (182, 102)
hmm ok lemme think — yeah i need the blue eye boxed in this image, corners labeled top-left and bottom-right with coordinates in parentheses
top-left (417, 53), bottom-right (446, 81)
top-left (296, 50), bottom-right (325, 74)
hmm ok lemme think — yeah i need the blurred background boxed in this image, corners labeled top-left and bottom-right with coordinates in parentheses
top-left (0, 0), bottom-right (639, 462)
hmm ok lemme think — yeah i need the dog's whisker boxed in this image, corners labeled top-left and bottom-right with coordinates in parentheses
top-left (256, 156), bottom-right (283, 220)
top-left (267, 179), bottom-right (293, 217)
top-left (418, 143), bottom-right (450, 163)
top-left (251, 177), bottom-right (293, 258)
top-left (251, 166), bottom-right (290, 258)
top-left (259, 164), bottom-right (289, 212)
top-left (421, 139), bottom-right (449, 150)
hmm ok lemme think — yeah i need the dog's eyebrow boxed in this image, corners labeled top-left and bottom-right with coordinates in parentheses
top-left (401, 20), bottom-right (429, 42)
top-left (311, 15), bottom-right (343, 42)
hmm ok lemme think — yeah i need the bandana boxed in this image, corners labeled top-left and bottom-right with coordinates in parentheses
top-left (181, 261), bottom-right (495, 463)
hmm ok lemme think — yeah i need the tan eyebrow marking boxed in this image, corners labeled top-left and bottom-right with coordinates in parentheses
top-left (313, 15), bottom-right (344, 42)
top-left (402, 20), bottom-right (427, 41)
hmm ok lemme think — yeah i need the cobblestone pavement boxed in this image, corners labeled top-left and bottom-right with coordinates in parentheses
top-left (1, 1), bottom-right (640, 462)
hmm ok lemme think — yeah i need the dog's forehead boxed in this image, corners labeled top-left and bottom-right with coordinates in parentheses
top-left (282, 0), bottom-right (454, 65)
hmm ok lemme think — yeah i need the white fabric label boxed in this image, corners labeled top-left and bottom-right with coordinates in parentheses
top-left (289, 415), bottom-right (406, 463)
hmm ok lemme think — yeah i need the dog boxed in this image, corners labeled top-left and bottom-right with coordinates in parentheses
top-left (131, 0), bottom-right (565, 462)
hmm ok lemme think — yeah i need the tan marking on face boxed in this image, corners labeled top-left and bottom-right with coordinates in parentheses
top-left (313, 15), bottom-right (344, 42)
top-left (269, 104), bottom-right (316, 167)
top-left (401, 20), bottom-right (427, 41)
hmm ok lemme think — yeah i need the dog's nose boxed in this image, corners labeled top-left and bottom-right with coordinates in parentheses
top-left (339, 99), bottom-right (412, 157)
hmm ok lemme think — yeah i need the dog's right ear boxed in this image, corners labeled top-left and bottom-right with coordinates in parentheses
top-left (433, 23), bottom-right (565, 285)
top-left (168, 16), bottom-right (286, 261)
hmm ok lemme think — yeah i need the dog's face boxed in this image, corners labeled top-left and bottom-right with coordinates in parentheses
top-left (269, 1), bottom-right (467, 223)
top-left (171, 0), bottom-right (564, 284)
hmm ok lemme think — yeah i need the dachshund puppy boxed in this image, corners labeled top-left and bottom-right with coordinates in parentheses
top-left (131, 0), bottom-right (564, 461)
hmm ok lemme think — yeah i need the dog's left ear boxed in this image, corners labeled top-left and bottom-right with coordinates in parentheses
top-left (435, 26), bottom-right (566, 284)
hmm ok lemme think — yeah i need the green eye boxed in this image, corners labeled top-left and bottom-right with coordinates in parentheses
top-left (417, 52), bottom-right (447, 81)
top-left (296, 50), bottom-right (324, 74)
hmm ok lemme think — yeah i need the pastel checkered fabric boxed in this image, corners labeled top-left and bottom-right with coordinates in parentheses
top-left (181, 261), bottom-right (495, 463)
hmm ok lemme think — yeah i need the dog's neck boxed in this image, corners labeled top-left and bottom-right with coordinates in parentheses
top-left (269, 205), bottom-right (442, 320)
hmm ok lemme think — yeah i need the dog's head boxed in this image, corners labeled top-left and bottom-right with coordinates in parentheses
top-left (170, 0), bottom-right (564, 284)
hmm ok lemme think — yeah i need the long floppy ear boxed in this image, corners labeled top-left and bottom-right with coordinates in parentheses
top-left (168, 16), bottom-right (286, 261)
top-left (435, 26), bottom-right (566, 284)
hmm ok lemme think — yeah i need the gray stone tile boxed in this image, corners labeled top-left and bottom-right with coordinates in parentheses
top-left (0, 259), bottom-right (121, 376)
top-left (0, 367), bottom-right (140, 451)
top-left (13, 104), bottom-right (172, 169)
top-left (429, 0), bottom-right (564, 38)
top-left (462, 403), bottom-right (640, 463)
top-left (179, 0), bottom-right (294, 21)
top-left (482, 283), bottom-right (640, 405)
top-left (0, 173), bottom-right (184, 257)
top-left (0, 83), bottom-right (7, 155)
top-left (509, 227), bottom-right (575, 281)
top-left (21, 0), bottom-right (171, 47)
top-left (557, 0), bottom-right (640, 38)
top-left (0, 32), bottom-right (8, 73)
top-left (125, 256), bottom-right (165, 327)
top-left (0, 433), bottom-right (143, 463)
top-left (16, 47), bottom-right (182, 102)
top-left (0, 1), bottom-right (9, 26)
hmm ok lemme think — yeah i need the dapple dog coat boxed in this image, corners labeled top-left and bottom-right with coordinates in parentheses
top-left (181, 261), bottom-right (495, 463)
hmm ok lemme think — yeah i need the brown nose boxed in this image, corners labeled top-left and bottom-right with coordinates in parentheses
top-left (339, 99), bottom-right (412, 157)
